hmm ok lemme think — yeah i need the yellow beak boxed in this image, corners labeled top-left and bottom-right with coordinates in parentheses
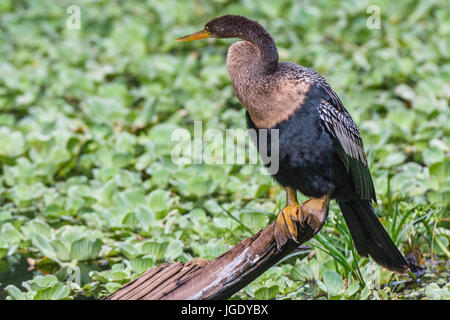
top-left (176, 28), bottom-right (210, 42)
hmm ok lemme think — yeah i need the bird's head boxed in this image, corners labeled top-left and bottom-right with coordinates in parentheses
top-left (176, 15), bottom-right (257, 42)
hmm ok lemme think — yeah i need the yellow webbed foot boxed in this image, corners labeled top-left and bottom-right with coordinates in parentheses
top-left (274, 203), bottom-right (302, 249)
top-left (274, 187), bottom-right (330, 249)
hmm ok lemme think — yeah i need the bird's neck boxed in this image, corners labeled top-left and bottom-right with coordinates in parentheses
top-left (239, 27), bottom-right (279, 74)
top-left (225, 24), bottom-right (280, 128)
top-left (226, 41), bottom-right (263, 92)
top-left (226, 37), bottom-right (278, 80)
top-left (226, 41), bottom-right (279, 127)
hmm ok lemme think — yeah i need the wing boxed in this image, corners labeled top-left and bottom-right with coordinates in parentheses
top-left (316, 83), bottom-right (377, 202)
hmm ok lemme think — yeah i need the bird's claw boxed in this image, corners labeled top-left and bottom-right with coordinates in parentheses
top-left (274, 204), bottom-right (302, 249)
top-left (274, 195), bottom-right (330, 250)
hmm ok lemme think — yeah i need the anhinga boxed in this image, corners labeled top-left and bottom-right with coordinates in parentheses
top-left (178, 15), bottom-right (408, 273)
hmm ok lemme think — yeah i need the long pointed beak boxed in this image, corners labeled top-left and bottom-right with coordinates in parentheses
top-left (176, 28), bottom-right (210, 42)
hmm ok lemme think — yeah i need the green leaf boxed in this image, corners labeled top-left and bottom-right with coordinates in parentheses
top-left (21, 219), bottom-right (52, 239)
top-left (394, 84), bottom-right (415, 102)
top-left (118, 242), bottom-right (139, 259)
top-left (360, 286), bottom-right (371, 300)
top-left (148, 190), bottom-right (170, 219)
top-left (135, 206), bottom-right (155, 230)
top-left (0, 247), bottom-right (8, 259)
top-left (105, 282), bottom-right (122, 293)
top-left (70, 238), bottom-right (102, 261)
top-left (345, 281), bottom-right (360, 297)
top-left (30, 275), bottom-right (59, 291)
top-left (323, 270), bottom-right (344, 297)
top-left (1, 223), bottom-right (22, 244)
top-left (164, 240), bottom-right (183, 261)
top-left (33, 282), bottom-right (70, 300)
top-left (51, 239), bottom-right (71, 261)
top-left (5, 285), bottom-right (26, 300)
top-left (129, 257), bottom-right (153, 274)
top-left (201, 242), bottom-right (229, 260)
top-left (240, 211), bottom-right (268, 232)
top-left (142, 241), bottom-right (168, 261)
top-left (254, 285), bottom-right (278, 300)
top-left (429, 160), bottom-right (450, 189)
top-left (32, 235), bottom-right (57, 261)
top-left (0, 127), bottom-right (25, 157)
top-left (423, 148), bottom-right (445, 166)
top-left (81, 97), bottom-right (128, 126)
top-left (122, 212), bottom-right (139, 227)
top-left (291, 263), bottom-right (314, 282)
top-left (425, 283), bottom-right (450, 300)
top-left (383, 153), bottom-right (406, 168)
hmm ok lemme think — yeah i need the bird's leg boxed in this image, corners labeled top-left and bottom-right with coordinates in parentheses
top-left (274, 188), bottom-right (329, 249)
top-left (274, 187), bottom-right (301, 248)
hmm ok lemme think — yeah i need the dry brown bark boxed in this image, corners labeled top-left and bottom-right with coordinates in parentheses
top-left (105, 198), bottom-right (328, 300)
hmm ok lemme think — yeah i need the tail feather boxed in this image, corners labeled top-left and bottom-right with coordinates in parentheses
top-left (338, 200), bottom-right (408, 273)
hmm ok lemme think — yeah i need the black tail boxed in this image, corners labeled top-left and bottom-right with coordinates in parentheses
top-left (338, 200), bottom-right (408, 273)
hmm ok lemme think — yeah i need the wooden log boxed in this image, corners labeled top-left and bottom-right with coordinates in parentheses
top-left (105, 198), bottom-right (328, 300)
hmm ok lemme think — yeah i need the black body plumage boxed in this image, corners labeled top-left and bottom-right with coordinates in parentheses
top-left (247, 84), bottom-right (352, 199)
top-left (247, 83), bottom-right (407, 272)
top-left (246, 68), bottom-right (407, 272)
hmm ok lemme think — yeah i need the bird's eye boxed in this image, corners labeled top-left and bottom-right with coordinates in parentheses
top-left (204, 26), bottom-right (209, 32)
